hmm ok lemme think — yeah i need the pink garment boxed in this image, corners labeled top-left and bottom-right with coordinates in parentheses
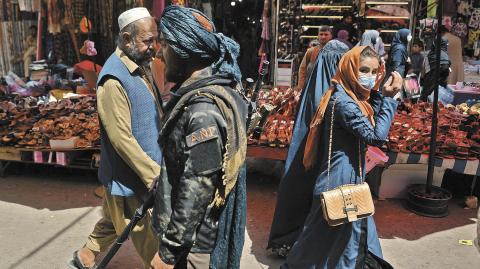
top-left (258, 53), bottom-right (267, 74)
top-left (152, 0), bottom-right (166, 20)
top-left (337, 30), bottom-right (349, 41)
top-left (261, 16), bottom-right (270, 40)
top-left (80, 40), bottom-right (97, 56)
top-left (261, 0), bottom-right (270, 40)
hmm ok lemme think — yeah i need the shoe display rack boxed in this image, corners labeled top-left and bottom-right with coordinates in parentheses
top-left (299, 0), bottom-right (354, 45)
top-left (273, 0), bottom-right (302, 88)
top-left (273, 0), bottom-right (355, 88)
top-left (363, 0), bottom-right (415, 48)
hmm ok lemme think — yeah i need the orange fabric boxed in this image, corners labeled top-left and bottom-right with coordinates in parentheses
top-left (310, 46), bottom-right (321, 65)
top-left (79, 16), bottom-right (92, 33)
top-left (151, 58), bottom-right (166, 94)
top-left (192, 12), bottom-right (214, 33)
top-left (303, 46), bottom-right (385, 170)
top-left (297, 46), bottom-right (321, 91)
top-left (73, 60), bottom-right (102, 74)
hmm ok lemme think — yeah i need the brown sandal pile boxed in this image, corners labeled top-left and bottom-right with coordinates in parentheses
top-left (0, 95), bottom-right (100, 149)
top-left (387, 100), bottom-right (480, 160)
top-left (250, 87), bottom-right (301, 147)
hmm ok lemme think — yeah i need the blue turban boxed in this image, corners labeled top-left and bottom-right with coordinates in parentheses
top-left (160, 5), bottom-right (242, 82)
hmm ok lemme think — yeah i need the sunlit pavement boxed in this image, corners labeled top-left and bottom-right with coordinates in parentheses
top-left (0, 168), bottom-right (478, 269)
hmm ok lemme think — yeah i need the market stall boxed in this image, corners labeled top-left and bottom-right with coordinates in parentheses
top-left (0, 0), bottom-right (123, 175)
top-left (372, 96), bottom-right (480, 199)
top-left (0, 93), bottom-right (101, 176)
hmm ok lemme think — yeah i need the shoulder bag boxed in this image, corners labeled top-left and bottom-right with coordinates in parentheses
top-left (320, 98), bottom-right (375, 226)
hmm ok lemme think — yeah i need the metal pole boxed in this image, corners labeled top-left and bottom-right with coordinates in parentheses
top-left (273, 0), bottom-right (279, 87)
top-left (426, 0), bottom-right (443, 194)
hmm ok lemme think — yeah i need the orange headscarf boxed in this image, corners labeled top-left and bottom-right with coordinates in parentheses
top-left (303, 46), bottom-right (385, 170)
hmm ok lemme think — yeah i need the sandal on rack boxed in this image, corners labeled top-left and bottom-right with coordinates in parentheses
top-left (277, 119), bottom-right (288, 148)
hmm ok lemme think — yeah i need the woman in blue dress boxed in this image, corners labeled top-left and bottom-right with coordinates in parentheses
top-left (268, 40), bottom-right (350, 255)
top-left (283, 46), bottom-right (403, 269)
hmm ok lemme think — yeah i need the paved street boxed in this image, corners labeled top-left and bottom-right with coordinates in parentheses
top-left (0, 165), bottom-right (479, 269)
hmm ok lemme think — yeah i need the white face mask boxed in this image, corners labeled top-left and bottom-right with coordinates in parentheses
top-left (407, 34), bottom-right (412, 42)
top-left (358, 73), bottom-right (376, 90)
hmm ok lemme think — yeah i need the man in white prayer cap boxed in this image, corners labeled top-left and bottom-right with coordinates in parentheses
top-left (69, 7), bottom-right (162, 269)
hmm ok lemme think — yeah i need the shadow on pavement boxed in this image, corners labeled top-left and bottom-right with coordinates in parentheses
top-left (8, 207), bottom-right (96, 269)
top-left (0, 164), bottom-right (101, 211)
top-left (374, 199), bottom-right (477, 241)
top-left (246, 172), bottom-right (284, 269)
top-left (244, 169), bottom-right (478, 267)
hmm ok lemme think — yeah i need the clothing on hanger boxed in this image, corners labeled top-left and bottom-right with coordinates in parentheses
top-left (468, 8), bottom-right (480, 30)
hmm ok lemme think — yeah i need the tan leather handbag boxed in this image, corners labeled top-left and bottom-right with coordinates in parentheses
top-left (320, 98), bottom-right (375, 226)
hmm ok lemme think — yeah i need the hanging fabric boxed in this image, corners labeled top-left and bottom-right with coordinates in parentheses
top-left (172, 0), bottom-right (186, 6)
top-left (258, 0), bottom-right (271, 57)
top-left (152, 0), bottom-right (166, 19)
top-left (202, 0), bottom-right (212, 19)
top-left (47, 0), bottom-right (62, 34)
top-left (32, 0), bottom-right (41, 12)
top-left (458, 0), bottom-right (472, 16)
top-left (469, 8), bottom-right (480, 30)
top-left (18, 0), bottom-right (33, 12)
top-left (0, 20), bottom-right (36, 76)
top-left (427, 0), bottom-right (437, 18)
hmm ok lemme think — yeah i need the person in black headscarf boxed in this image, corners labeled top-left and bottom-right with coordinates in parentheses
top-left (420, 36), bottom-right (451, 101)
top-left (267, 40), bottom-right (350, 256)
top-left (150, 5), bottom-right (247, 269)
top-left (385, 28), bottom-right (411, 78)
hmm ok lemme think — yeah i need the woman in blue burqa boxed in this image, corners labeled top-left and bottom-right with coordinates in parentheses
top-left (267, 40), bottom-right (350, 255)
top-left (282, 46), bottom-right (402, 269)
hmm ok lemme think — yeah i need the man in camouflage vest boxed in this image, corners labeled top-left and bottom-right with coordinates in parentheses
top-left (150, 5), bottom-right (247, 269)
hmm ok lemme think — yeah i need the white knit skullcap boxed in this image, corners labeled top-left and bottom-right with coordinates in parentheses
top-left (118, 7), bottom-right (152, 31)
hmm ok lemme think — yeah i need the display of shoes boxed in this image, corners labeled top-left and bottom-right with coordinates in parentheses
top-left (249, 87), bottom-right (301, 148)
top-left (387, 100), bottom-right (480, 160)
top-left (276, 0), bottom-right (303, 60)
top-left (0, 95), bottom-right (100, 149)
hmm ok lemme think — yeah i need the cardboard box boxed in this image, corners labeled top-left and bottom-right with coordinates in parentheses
top-left (0, 147), bottom-right (21, 161)
top-left (0, 147), bottom-right (22, 161)
top-left (49, 137), bottom-right (79, 150)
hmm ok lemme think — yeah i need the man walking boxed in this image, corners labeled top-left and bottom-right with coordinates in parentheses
top-left (69, 7), bottom-right (161, 269)
top-left (296, 26), bottom-right (333, 91)
top-left (150, 5), bottom-right (247, 269)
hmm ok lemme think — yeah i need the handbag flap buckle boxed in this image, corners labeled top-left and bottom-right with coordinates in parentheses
top-left (344, 205), bottom-right (358, 222)
top-left (341, 188), bottom-right (358, 222)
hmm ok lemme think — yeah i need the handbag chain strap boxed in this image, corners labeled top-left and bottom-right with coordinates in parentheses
top-left (326, 97), bottom-right (364, 191)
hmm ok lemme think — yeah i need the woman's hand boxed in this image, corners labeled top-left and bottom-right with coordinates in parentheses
top-left (382, 71), bottom-right (403, 98)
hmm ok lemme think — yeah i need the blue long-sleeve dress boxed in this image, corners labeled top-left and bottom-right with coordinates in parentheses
top-left (282, 84), bottom-right (397, 269)
top-left (268, 41), bottom-right (349, 251)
